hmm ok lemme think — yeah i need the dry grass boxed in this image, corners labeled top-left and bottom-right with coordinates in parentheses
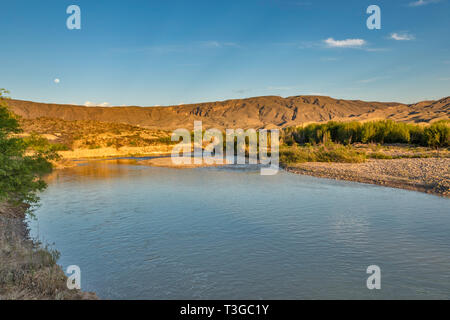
top-left (280, 143), bottom-right (449, 166)
top-left (57, 145), bottom-right (174, 160)
top-left (0, 203), bottom-right (97, 300)
top-left (280, 144), bottom-right (367, 165)
top-left (19, 118), bottom-right (178, 164)
top-left (20, 117), bottom-right (175, 151)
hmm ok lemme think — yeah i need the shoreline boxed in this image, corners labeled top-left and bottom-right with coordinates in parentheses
top-left (57, 155), bottom-right (449, 197)
top-left (284, 158), bottom-right (449, 197)
top-left (3, 156), bottom-right (447, 299)
top-left (0, 203), bottom-right (98, 300)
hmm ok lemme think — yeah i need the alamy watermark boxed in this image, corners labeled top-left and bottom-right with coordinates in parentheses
top-left (65, 4), bottom-right (381, 31)
top-left (171, 121), bottom-right (279, 175)
top-left (66, 5), bottom-right (81, 30)
top-left (366, 265), bottom-right (381, 290)
top-left (66, 265), bottom-right (81, 290)
top-left (366, 5), bottom-right (381, 30)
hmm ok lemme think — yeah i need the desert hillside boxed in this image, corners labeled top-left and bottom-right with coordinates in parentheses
top-left (7, 95), bottom-right (449, 130)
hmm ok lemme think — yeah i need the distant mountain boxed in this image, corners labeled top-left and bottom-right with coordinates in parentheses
top-left (7, 95), bottom-right (449, 130)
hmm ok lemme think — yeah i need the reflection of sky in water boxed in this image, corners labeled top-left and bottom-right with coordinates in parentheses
top-left (331, 211), bottom-right (371, 246)
top-left (30, 161), bottom-right (450, 299)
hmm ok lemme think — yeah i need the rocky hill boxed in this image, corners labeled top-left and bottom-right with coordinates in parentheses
top-left (7, 95), bottom-right (450, 130)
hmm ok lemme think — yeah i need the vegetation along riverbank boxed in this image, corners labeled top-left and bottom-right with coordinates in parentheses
top-left (17, 103), bottom-right (450, 196)
top-left (0, 90), bottom-right (97, 299)
top-left (280, 120), bottom-right (449, 196)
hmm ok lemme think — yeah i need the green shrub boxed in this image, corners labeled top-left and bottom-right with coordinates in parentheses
top-left (424, 121), bottom-right (450, 148)
top-left (368, 152), bottom-right (393, 159)
top-left (0, 89), bottom-right (54, 207)
top-left (280, 144), bottom-right (366, 164)
top-left (285, 119), bottom-right (449, 147)
top-left (23, 133), bottom-right (69, 153)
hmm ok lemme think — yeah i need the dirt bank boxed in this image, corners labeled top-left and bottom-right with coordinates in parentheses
top-left (58, 146), bottom-right (173, 160)
top-left (137, 156), bottom-right (232, 168)
top-left (0, 203), bottom-right (98, 300)
top-left (285, 158), bottom-right (450, 197)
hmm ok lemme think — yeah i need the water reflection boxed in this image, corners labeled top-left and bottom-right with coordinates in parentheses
top-left (31, 161), bottom-right (450, 299)
top-left (46, 159), bottom-right (142, 183)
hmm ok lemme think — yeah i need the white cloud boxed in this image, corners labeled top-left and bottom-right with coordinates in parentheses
top-left (409, 0), bottom-right (441, 6)
top-left (439, 77), bottom-right (450, 81)
top-left (54, 78), bottom-right (60, 84)
top-left (84, 101), bottom-right (111, 107)
top-left (324, 38), bottom-right (366, 48)
top-left (390, 32), bottom-right (415, 41)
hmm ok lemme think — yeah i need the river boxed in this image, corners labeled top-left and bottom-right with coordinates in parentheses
top-left (28, 159), bottom-right (450, 299)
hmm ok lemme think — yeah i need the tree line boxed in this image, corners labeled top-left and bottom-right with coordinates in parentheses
top-left (283, 119), bottom-right (450, 148)
top-left (0, 89), bottom-right (56, 209)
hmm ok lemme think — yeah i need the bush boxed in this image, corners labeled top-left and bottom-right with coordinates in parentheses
top-left (280, 143), bottom-right (366, 164)
top-left (285, 119), bottom-right (449, 147)
top-left (0, 89), bottom-right (54, 207)
top-left (23, 133), bottom-right (69, 153)
top-left (424, 121), bottom-right (450, 148)
top-left (368, 152), bottom-right (393, 159)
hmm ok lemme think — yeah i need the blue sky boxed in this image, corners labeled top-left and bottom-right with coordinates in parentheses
top-left (1, 0), bottom-right (449, 106)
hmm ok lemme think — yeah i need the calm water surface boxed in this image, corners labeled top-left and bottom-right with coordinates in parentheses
top-left (29, 160), bottom-right (450, 299)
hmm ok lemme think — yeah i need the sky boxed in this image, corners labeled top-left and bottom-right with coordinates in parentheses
top-left (1, 0), bottom-right (449, 106)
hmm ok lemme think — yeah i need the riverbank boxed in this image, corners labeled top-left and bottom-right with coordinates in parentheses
top-left (284, 158), bottom-right (450, 197)
top-left (57, 146), bottom-right (174, 160)
top-left (137, 156), bottom-right (233, 168)
top-left (54, 152), bottom-right (450, 196)
top-left (20, 158), bottom-right (450, 299)
top-left (0, 203), bottom-right (98, 300)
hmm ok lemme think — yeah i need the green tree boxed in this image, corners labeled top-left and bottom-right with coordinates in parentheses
top-left (0, 89), bottom-right (55, 208)
top-left (424, 121), bottom-right (450, 148)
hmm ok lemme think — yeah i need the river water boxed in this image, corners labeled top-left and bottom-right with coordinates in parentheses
top-left (28, 160), bottom-right (450, 299)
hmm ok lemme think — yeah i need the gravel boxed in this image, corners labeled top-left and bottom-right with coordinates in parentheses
top-left (285, 158), bottom-right (450, 197)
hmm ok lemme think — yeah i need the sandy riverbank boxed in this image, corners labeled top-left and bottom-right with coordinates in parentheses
top-left (0, 203), bottom-right (98, 300)
top-left (284, 158), bottom-right (450, 197)
top-left (137, 156), bottom-right (233, 168)
top-left (55, 154), bottom-right (449, 197)
top-left (57, 146), bottom-right (174, 160)
top-left (135, 156), bottom-right (450, 197)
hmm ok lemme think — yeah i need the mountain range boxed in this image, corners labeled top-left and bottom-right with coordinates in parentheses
top-left (7, 95), bottom-right (450, 130)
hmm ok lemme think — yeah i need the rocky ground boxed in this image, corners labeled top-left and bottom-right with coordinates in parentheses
top-left (285, 158), bottom-right (450, 197)
top-left (0, 203), bottom-right (98, 300)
